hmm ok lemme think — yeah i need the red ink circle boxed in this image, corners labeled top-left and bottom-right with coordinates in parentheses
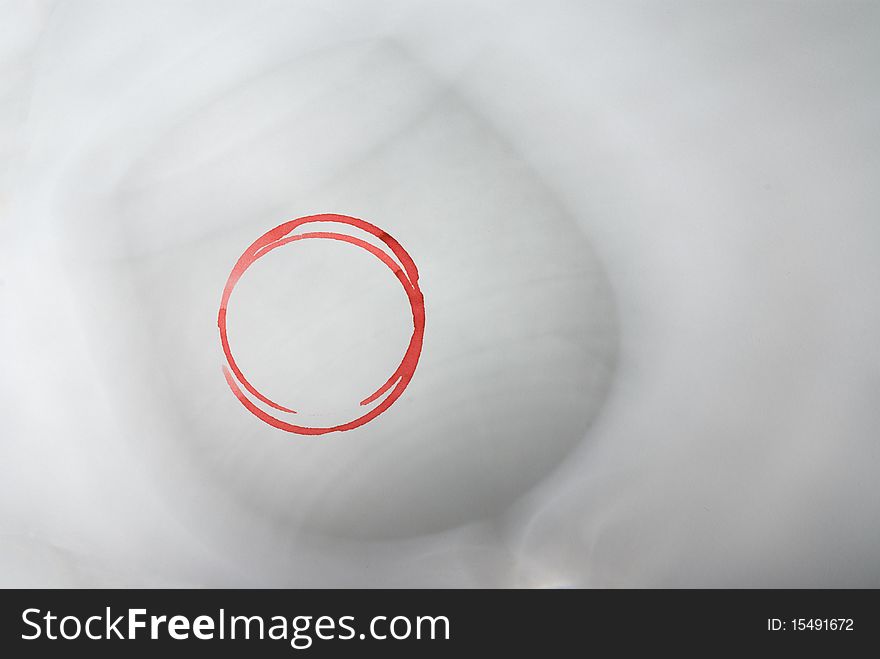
top-left (218, 213), bottom-right (425, 435)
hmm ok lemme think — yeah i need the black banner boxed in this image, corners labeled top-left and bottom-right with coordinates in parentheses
top-left (0, 589), bottom-right (874, 655)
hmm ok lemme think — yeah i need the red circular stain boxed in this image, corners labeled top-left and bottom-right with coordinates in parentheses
top-left (218, 213), bottom-right (425, 435)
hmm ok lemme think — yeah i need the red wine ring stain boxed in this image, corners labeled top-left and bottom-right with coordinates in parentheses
top-left (218, 213), bottom-right (425, 435)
